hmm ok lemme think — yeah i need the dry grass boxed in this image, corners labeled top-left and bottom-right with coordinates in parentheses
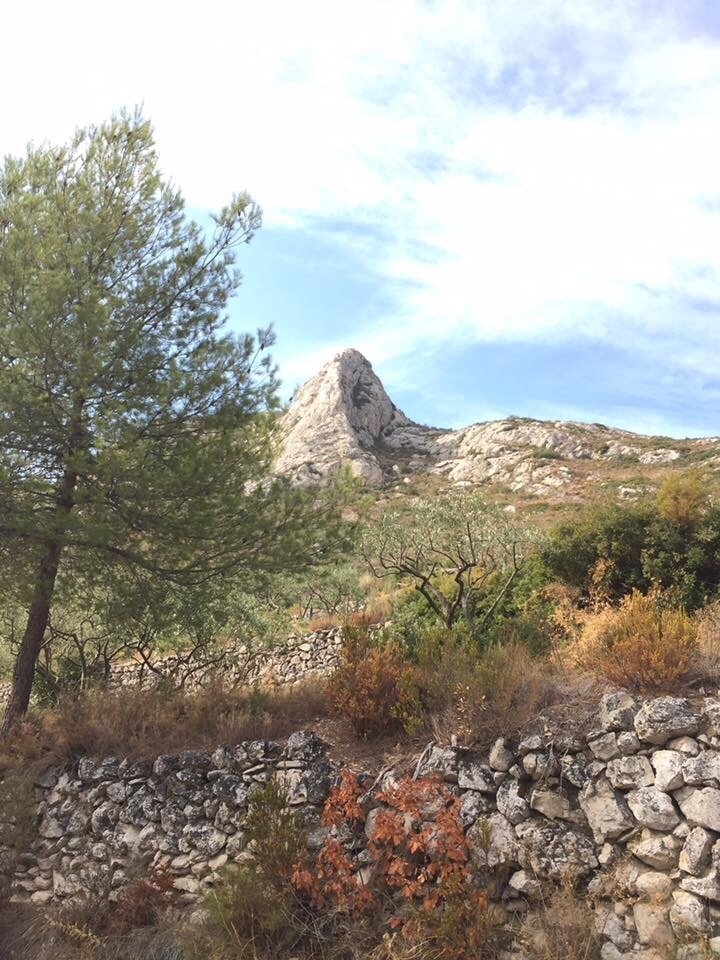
top-left (0, 903), bottom-right (185, 960)
top-left (694, 600), bottom-right (720, 684)
top-left (517, 881), bottom-right (601, 960)
top-left (412, 639), bottom-right (564, 749)
top-left (569, 591), bottom-right (697, 693)
top-left (303, 597), bottom-right (391, 634)
top-left (0, 679), bottom-right (331, 771)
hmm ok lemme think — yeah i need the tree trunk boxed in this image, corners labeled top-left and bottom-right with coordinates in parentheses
top-left (1, 461), bottom-right (79, 736)
top-left (0, 540), bottom-right (62, 735)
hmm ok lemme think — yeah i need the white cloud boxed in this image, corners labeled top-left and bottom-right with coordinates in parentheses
top-left (3, 0), bottom-right (720, 399)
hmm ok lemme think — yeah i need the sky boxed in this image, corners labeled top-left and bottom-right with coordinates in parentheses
top-left (3, 0), bottom-right (720, 436)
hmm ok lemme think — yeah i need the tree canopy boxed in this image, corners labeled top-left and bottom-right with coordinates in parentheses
top-left (0, 110), bottom-right (350, 732)
top-left (362, 493), bottom-right (539, 635)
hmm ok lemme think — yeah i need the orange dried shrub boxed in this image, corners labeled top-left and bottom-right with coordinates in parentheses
top-left (300, 772), bottom-right (503, 958)
top-left (321, 768), bottom-right (367, 828)
top-left (370, 777), bottom-right (504, 959)
top-left (576, 590), bottom-right (697, 692)
top-left (292, 837), bottom-right (375, 915)
top-left (326, 628), bottom-right (407, 738)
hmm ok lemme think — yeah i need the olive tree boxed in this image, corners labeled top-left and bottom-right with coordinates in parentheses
top-left (362, 493), bottom-right (538, 634)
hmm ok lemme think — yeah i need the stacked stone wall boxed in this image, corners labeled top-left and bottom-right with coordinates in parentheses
top-left (7, 692), bottom-right (720, 956)
top-left (0, 627), bottom-right (346, 707)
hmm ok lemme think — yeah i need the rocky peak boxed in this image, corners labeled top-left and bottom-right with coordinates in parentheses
top-left (275, 348), bottom-right (416, 485)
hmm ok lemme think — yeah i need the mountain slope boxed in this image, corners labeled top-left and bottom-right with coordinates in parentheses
top-left (276, 348), bottom-right (719, 497)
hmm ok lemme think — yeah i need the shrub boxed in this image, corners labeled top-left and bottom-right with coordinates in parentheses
top-left (244, 780), bottom-right (306, 885)
top-left (296, 773), bottom-right (505, 960)
top-left (577, 591), bottom-right (697, 692)
top-left (199, 862), bottom-right (299, 959)
top-left (110, 869), bottom-right (181, 933)
top-left (544, 495), bottom-right (720, 610)
top-left (327, 628), bottom-right (407, 738)
top-left (192, 782), bottom-right (307, 959)
top-left (656, 468), bottom-right (709, 526)
top-left (404, 634), bottom-right (559, 747)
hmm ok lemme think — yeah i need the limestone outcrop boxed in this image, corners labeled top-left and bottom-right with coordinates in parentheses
top-left (275, 347), bottom-right (719, 495)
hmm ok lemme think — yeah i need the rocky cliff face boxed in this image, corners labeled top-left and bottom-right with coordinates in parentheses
top-left (275, 348), bottom-right (427, 485)
top-left (276, 348), bottom-right (718, 496)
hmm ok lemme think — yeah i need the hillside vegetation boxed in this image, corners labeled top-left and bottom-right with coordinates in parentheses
top-left (2, 111), bottom-right (720, 960)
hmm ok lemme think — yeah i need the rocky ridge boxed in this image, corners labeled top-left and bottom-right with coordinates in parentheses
top-left (276, 348), bottom-right (719, 496)
top-left (8, 693), bottom-right (720, 956)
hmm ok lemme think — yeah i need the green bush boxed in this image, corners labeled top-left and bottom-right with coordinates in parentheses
top-left (191, 782), bottom-right (307, 959)
top-left (386, 555), bottom-right (555, 658)
top-left (544, 494), bottom-right (720, 610)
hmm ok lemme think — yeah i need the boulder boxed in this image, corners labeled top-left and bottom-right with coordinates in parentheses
top-left (417, 746), bottom-right (458, 782)
top-left (634, 697), bottom-right (699, 745)
top-left (683, 752), bottom-right (720, 787)
top-left (468, 813), bottom-right (517, 869)
top-left (599, 691), bottom-right (638, 732)
top-left (635, 870), bottom-right (673, 900)
top-left (456, 758), bottom-right (496, 793)
top-left (77, 757), bottom-right (121, 784)
top-left (651, 750), bottom-right (684, 792)
top-left (579, 776), bottom-right (635, 843)
top-left (679, 827), bottom-right (714, 876)
top-left (670, 890), bottom-right (708, 935)
top-left (703, 698), bottom-right (720, 737)
top-left (496, 779), bottom-right (530, 825)
top-left (488, 738), bottom-right (515, 772)
top-left (515, 819), bottom-right (598, 881)
top-left (627, 830), bottom-right (680, 870)
top-left (588, 733), bottom-right (619, 761)
top-left (282, 730), bottom-right (328, 762)
top-left (182, 823), bottom-right (226, 858)
top-left (522, 752), bottom-right (559, 779)
top-left (680, 868), bottom-right (720, 902)
top-left (595, 905), bottom-right (634, 950)
top-left (529, 787), bottom-right (572, 821)
top-left (606, 756), bottom-right (654, 790)
top-left (458, 791), bottom-right (493, 828)
top-left (626, 787), bottom-right (680, 831)
top-left (508, 869), bottom-right (541, 898)
top-left (667, 736), bottom-right (701, 756)
top-left (676, 787), bottom-right (720, 832)
top-left (632, 902), bottom-right (674, 947)
top-left (560, 753), bottom-right (588, 787)
top-left (616, 731), bottom-right (642, 756)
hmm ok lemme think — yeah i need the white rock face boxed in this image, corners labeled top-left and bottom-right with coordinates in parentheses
top-left (275, 348), bottom-right (720, 493)
top-left (275, 348), bottom-right (419, 484)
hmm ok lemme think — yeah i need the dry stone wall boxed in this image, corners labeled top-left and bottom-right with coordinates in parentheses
top-left (107, 627), bottom-right (345, 691)
top-left (7, 692), bottom-right (720, 958)
top-left (0, 627), bottom-right (345, 707)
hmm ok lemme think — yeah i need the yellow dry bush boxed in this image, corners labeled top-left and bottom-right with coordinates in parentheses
top-left (576, 591), bottom-right (697, 692)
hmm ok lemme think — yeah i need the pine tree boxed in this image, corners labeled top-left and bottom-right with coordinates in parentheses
top-left (0, 110), bottom-right (344, 733)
